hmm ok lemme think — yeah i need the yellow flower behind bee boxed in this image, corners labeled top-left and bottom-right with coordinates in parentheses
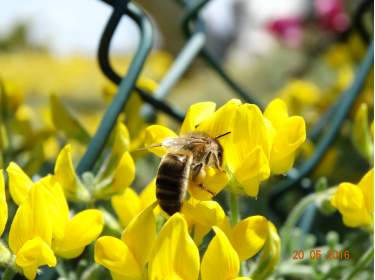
top-left (331, 169), bottom-right (374, 228)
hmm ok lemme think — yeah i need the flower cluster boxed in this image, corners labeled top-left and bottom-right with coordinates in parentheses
top-left (145, 98), bottom-right (306, 198)
top-left (0, 164), bottom-right (104, 279)
top-left (95, 200), bottom-right (280, 280)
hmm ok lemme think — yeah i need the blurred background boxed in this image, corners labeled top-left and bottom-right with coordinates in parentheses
top-left (0, 0), bottom-right (373, 226)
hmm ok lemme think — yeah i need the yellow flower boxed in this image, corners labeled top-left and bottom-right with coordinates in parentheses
top-left (230, 216), bottom-right (269, 261)
top-left (111, 179), bottom-right (158, 227)
top-left (0, 170), bottom-right (7, 237)
top-left (54, 144), bottom-right (90, 202)
top-left (52, 139), bottom-right (136, 200)
top-left (182, 198), bottom-right (229, 245)
top-left (7, 172), bottom-right (103, 279)
top-left (182, 199), bottom-right (271, 262)
top-left (7, 162), bottom-right (34, 205)
top-left (264, 99), bottom-right (306, 174)
top-left (331, 169), bottom-right (374, 228)
top-left (148, 213), bottom-right (200, 280)
top-left (201, 227), bottom-right (243, 280)
top-left (279, 80), bottom-right (320, 108)
top-left (95, 204), bottom-right (157, 279)
top-left (8, 179), bottom-right (56, 279)
top-left (93, 122), bottom-right (136, 198)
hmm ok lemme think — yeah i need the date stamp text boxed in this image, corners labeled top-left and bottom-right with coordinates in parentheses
top-left (292, 249), bottom-right (351, 260)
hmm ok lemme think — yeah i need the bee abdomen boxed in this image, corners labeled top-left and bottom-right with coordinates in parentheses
top-left (156, 153), bottom-right (191, 215)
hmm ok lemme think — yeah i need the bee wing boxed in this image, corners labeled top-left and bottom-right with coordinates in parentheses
top-left (137, 136), bottom-right (191, 152)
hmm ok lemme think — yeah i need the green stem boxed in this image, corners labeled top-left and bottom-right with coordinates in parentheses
top-left (1, 267), bottom-right (16, 280)
top-left (228, 191), bottom-right (240, 226)
top-left (345, 246), bottom-right (374, 280)
top-left (228, 191), bottom-right (244, 275)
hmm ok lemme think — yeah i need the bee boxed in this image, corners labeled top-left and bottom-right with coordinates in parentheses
top-left (146, 131), bottom-right (230, 215)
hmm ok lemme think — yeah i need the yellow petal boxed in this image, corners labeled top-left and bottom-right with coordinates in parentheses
top-left (226, 104), bottom-right (271, 183)
top-left (180, 102), bottom-right (216, 135)
top-left (113, 122), bottom-right (130, 156)
top-left (9, 183), bottom-right (53, 254)
top-left (54, 144), bottom-right (89, 201)
top-left (0, 170), bottom-right (7, 237)
top-left (122, 203), bottom-right (156, 269)
top-left (231, 216), bottom-right (268, 260)
top-left (112, 188), bottom-right (142, 227)
top-left (95, 236), bottom-right (142, 278)
top-left (198, 99), bottom-right (241, 143)
top-left (111, 152), bottom-right (135, 194)
top-left (264, 99), bottom-right (289, 130)
top-left (16, 237), bottom-right (56, 280)
top-left (149, 213), bottom-right (200, 280)
top-left (331, 182), bottom-right (372, 227)
top-left (201, 226), bottom-right (240, 280)
top-left (182, 199), bottom-right (227, 245)
top-left (53, 209), bottom-right (104, 259)
top-left (232, 146), bottom-right (270, 197)
top-left (145, 125), bottom-right (178, 156)
top-left (358, 169), bottom-right (374, 216)
top-left (269, 116), bottom-right (306, 174)
top-left (140, 179), bottom-right (157, 209)
top-left (7, 162), bottom-right (33, 205)
top-left (188, 167), bottom-right (229, 201)
top-left (33, 177), bottom-right (69, 242)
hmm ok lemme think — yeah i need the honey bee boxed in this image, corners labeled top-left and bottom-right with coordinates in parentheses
top-left (147, 131), bottom-right (230, 215)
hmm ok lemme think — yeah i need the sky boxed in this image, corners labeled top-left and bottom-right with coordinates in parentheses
top-left (0, 0), bottom-right (304, 56)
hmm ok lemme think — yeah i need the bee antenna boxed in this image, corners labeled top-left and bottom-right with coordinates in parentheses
top-left (215, 131), bottom-right (231, 139)
top-left (136, 143), bottom-right (163, 152)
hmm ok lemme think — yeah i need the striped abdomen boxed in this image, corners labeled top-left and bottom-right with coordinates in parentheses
top-left (156, 153), bottom-right (192, 215)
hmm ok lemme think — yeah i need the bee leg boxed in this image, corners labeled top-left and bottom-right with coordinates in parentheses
top-left (212, 153), bottom-right (223, 171)
top-left (204, 152), bottom-right (212, 165)
top-left (192, 163), bottom-right (216, 196)
top-left (191, 163), bottom-right (203, 180)
top-left (198, 183), bottom-right (215, 196)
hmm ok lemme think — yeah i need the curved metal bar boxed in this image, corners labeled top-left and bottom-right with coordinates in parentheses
top-left (96, 1), bottom-right (184, 122)
top-left (269, 41), bottom-right (374, 200)
top-left (180, 0), bottom-right (262, 107)
top-left (77, 2), bottom-right (153, 175)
